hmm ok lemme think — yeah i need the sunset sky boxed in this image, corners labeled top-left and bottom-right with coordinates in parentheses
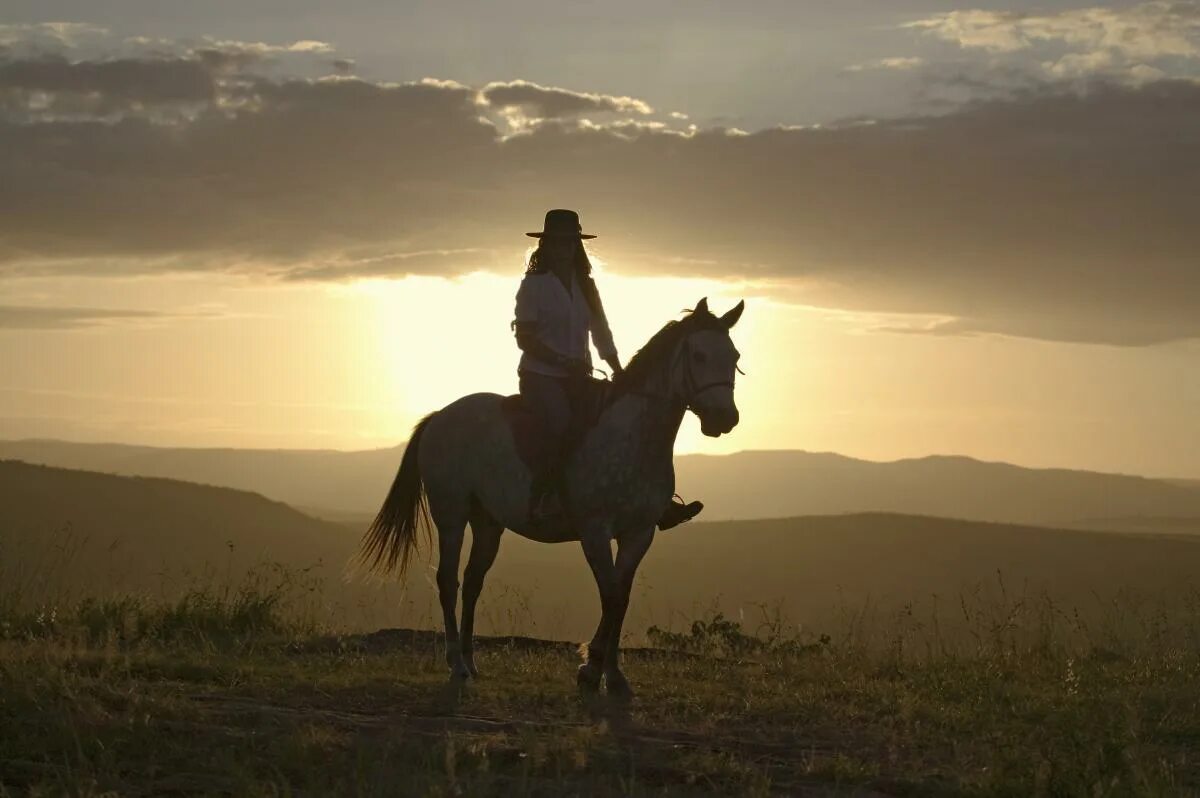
top-left (1, 2), bottom-right (1198, 477)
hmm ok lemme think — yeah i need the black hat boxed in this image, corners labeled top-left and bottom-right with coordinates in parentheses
top-left (526, 208), bottom-right (597, 239)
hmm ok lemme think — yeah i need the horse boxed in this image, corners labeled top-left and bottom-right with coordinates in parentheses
top-left (360, 297), bottom-right (744, 698)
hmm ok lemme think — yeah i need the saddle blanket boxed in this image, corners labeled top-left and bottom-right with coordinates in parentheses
top-left (500, 376), bottom-right (610, 473)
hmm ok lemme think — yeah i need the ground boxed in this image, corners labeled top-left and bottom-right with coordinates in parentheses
top-left (3, 619), bottom-right (1199, 797)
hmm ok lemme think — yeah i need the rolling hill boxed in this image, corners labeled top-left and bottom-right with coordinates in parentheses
top-left (0, 438), bottom-right (399, 518)
top-left (3, 438), bottom-right (1200, 531)
top-left (5, 459), bottom-right (1200, 642)
top-left (0, 459), bottom-right (354, 599)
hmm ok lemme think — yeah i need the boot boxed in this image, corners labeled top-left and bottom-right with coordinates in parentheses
top-left (657, 494), bottom-right (704, 530)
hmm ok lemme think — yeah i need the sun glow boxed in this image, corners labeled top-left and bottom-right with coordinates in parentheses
top-left (349, 267), bottom-right (764, 452)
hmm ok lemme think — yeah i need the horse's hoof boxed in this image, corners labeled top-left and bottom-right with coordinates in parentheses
top-left (577, 663), bottom-right (602, 691)
top-left (605, 671), bottom-right (634, 701)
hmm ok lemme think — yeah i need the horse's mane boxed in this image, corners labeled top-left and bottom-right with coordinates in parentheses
top-left (609, 305), bottom-right (727, 401)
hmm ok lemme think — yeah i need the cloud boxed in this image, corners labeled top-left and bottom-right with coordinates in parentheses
top-left (905, 10), bottom-right (1036, 53)
top-left (905, 2), bottom-right (1200, 82)
top-left (0, 33), bottom-right (348, 120)
top-left (845, 56), bottom-right (926, 73)
top-left (907, 3), bottom-right (1200, 59)
top-left (0, 22), bottom-right (109, 52)
top-left (0, 305), bottom-right (170, 330)
top-left (285, 40), bottom-right (334, 54)
top-left (191, 37), bottom-right (334, 62)
top-left (479, 79), bottom-right (654, 119)
top-left (280, 249), bottom-right (498, 281)
top-left (0, 43), bottom-right (1197, 346)
top-left (0, 54), bottom-right (219, 114)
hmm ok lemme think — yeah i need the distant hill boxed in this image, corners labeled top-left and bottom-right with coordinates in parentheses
top-left (4, 438), bottom-right (1200, 530)
top-left (0, 438), bottom-right (400, 516)
top-left (1064, 516), bottom-right (1200, 535)
top-left (675, 450), bottom-right (1200, 528)
top-left (0, 459), bottom-right (354, 598)
top-left (5, 460), bottom-right (1200, 642)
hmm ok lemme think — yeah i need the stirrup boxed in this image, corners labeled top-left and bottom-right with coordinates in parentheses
top-left (657, 494), bottom-right (704, 531)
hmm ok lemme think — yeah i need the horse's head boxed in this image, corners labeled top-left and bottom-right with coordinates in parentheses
top-left (677, 298), bottom-right (743, 437)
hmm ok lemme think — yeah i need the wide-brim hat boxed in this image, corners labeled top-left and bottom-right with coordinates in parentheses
top-left (526, 208), bottom-right (596, 239)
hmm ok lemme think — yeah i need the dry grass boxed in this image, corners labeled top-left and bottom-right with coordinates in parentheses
top-left (2, 567), bottom-right (1200, 796)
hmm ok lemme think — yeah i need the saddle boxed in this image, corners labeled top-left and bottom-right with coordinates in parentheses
top-left (501, 375), bottom-right (611, 473)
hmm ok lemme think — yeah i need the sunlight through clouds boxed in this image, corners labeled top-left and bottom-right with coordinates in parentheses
top-left (346, 267), bottom-right (761, 453)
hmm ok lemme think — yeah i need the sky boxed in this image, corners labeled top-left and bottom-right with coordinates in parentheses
top-left (1, 1), bottom-right (1198, 477)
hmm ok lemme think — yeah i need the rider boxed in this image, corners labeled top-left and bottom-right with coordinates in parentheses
top-left (512, 208), bottom-right (704, 529)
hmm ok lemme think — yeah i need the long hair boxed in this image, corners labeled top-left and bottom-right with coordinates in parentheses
top-left (524, 238), bottom-right (604, 323)
top-left (524, 238), bottom-right (594, 278)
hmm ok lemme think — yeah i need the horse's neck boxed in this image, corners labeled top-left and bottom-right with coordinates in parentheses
top-left (586, 367), bottom-right (685, 471)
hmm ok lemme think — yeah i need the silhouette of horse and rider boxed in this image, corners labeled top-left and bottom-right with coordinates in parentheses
top-left (361, 209), bottom-right (744, 697)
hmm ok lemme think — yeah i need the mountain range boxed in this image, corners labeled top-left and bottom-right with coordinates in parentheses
top-left (3, 438), bottom-right (1199, 532)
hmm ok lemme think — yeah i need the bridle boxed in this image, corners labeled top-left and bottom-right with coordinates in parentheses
top-left (677, 337), bottom-right (736, 411)
top-left (629, 332), bottom-right (738, 412)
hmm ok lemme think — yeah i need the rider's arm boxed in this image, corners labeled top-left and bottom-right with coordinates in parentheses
top-left (583, 277), bottom-right (622, 375)
top-left (513, 321), bottom-right (571, 368)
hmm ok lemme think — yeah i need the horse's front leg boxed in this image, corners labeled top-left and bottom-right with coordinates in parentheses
top-left (602, 527), bottom-right (655, 699)
top-left (578, 523), bottom-right (617, 691)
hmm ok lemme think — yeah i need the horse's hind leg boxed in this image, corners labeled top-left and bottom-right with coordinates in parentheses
top-left (432, 506), bottom-right (470, 680)
top-left (461, 505), bottom-right (503, 677)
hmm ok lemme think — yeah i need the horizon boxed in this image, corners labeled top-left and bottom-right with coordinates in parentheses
top-left (4, 434), bottom-right (1198, 483)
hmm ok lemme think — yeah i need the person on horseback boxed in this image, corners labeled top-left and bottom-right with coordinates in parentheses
top-left (512, 208), bottom-right (704, 529)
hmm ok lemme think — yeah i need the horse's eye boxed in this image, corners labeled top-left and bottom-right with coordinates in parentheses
top-left (692, 350), bottom-right (707, 364)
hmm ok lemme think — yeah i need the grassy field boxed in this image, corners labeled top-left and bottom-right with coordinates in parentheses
top-left (3, 573), bottom-right (1200, 797)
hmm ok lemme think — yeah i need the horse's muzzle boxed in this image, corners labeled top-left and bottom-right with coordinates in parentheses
top-left (699, 406), bottom-right (739, 437)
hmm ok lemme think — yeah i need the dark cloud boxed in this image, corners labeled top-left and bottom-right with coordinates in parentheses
top-left (0, 73), bottom-right (497, 266)
top-left (0, 54), bottom-right (219, 112)
top-left (0, 50), bottom-right (1197, 346)
top-left (193, 47), bottom-right (264, 74)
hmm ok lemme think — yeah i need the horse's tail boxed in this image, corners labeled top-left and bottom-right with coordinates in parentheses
top-left (359, 412), bottom-right (435, 581)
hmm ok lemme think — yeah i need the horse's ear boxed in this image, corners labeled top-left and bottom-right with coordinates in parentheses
top-left (720, 300), bottom-right (745, 329)
top-left (695, 297), bottom-right (709, 315)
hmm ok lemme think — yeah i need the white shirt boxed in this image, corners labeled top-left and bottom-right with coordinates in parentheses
top-left (514, 270), bottom-right (619, 377)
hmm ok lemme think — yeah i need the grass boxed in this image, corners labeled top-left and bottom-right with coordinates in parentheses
top-left (2, 572), bottom-right (1200, 796)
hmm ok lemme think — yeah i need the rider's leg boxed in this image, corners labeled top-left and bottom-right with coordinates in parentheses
top-left (518, 371), bottom-right (572, 519)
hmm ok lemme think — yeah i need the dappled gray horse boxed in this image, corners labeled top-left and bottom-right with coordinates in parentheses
top-left (361, 297), bottom-right (744, 697)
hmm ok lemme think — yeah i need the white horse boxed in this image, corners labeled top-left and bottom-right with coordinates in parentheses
top-left (361, 297), bottom-right (744, 697)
